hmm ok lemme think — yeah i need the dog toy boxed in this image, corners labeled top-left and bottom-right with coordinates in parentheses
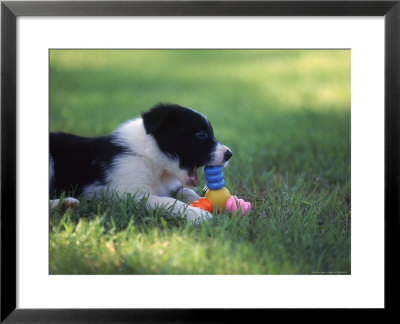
top-left (225, 195), bottom-right (251, 215)
top-left (204, 166), bottom-right (231, 211)
top-left (190, 165), bottom-right (251, 215)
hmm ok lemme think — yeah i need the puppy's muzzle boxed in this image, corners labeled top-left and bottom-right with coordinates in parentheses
top-left (208, 144), bottom-right (232, 166)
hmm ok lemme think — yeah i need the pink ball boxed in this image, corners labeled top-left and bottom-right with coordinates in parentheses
top-left (241, 202), bottom-right (251, 215)
top-left (225, 196), bottom-right (238, 212)
top-left (225, 196), bottom-right (251, 215)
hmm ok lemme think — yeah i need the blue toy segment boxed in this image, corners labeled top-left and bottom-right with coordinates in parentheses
top-left (204, 165), bottom-right (225, 190)
top-left (205, 172), bottom-right (224, 183)
top-left (207, 179), bottom-right (225, 190)
top-left (204, 165), bottom-right (223, 175)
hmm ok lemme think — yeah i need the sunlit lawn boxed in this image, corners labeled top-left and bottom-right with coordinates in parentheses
top-left (50, 49), bottom-right (350, 274)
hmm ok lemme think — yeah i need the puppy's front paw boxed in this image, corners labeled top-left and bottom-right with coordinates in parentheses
top-left (50, 197), bottom-right (80, 209)
top-left (186, 206), bottom-right (213, 223)
top-left (63, 197), bottom-right (80, 208)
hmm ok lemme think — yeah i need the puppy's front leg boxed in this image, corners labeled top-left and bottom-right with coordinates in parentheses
top-left (174, 187), bottom-right (201, 203)
top-left (146, 195), bottom-right (212, 223)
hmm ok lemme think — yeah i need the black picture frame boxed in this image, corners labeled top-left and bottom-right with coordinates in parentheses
top-left (1, 0), bottom-right (399, 321)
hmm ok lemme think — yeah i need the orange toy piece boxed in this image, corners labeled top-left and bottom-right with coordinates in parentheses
top-left (190, 197), bottom-right (213, 213)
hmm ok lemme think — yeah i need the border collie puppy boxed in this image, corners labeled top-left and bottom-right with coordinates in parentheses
top-left (50, 103), bottom-right (232, 223)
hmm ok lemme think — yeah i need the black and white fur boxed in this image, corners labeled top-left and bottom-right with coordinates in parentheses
top-left (50, 104), bottom-right (232, 223)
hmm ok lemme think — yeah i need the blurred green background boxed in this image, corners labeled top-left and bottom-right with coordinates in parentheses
top-left (49, 50), bottom-right (351, 274)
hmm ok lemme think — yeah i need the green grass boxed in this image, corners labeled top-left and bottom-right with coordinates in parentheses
top-left (49, 49), bottom-right (351, 274)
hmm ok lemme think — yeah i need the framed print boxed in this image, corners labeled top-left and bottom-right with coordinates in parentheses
top-left (1, 0), bottom-right (399, 321)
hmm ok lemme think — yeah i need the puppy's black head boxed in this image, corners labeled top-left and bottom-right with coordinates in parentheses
top-left (142, 103), bottom-right (231, 187)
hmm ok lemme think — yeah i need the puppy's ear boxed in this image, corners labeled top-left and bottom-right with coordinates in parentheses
top-left (142, 104), bottom-right (178, 134)
top-left (142, 109), bottom-right (166, 134)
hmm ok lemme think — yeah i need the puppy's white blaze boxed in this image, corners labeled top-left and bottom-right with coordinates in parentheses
top-left (209, 143), bottom-right (231, 166)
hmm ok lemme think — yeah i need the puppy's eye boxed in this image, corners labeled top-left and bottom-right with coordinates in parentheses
top-left (196, 130), bottom-right (208, 139)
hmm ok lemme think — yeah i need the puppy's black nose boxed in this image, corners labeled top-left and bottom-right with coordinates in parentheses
top-left (224, 150), bottom-right (232, 161)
